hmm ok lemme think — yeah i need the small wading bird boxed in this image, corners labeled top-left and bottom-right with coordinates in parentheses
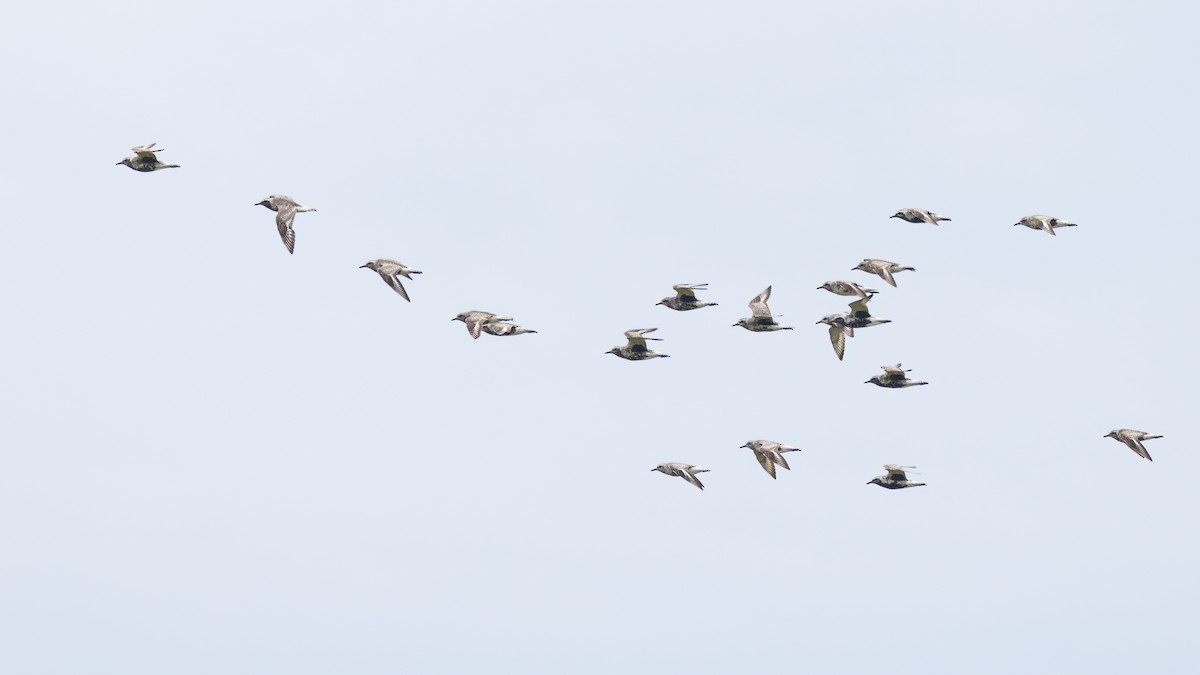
top-left (1103, 429), bottom-right (1162, 461)
top-left (255, 195), bottom-right (317, 254)
top-left (452, 311), bottom-right (512, 339)
top-left (360, 259), bottom-right (422, 302)
top-left (606, 328), bottom-right (669, 360)
top-left (116, 143), bottom-right (180, 172)
top-left (817, 280), bottom-right (878, 302)
top-left (651, 463), bottom-right (709, 490)
top-left (868, 464), bottom-right (926, 489)
top-left (739, 439), bottom-right (801, 479)
top-left (817, 298), bottom-right (891, 361)
top-left (890, 208), bottom-right (951, 225)
top-left (734, 286), bottom-right (792, 332)
top-left (866, 363), bottom-right (928, 388)
top-left (1015, 214), bottom-right (1077, 236)
top-left (657, 283), bottom-right (717, 311)
top-left (853, 259), bottom-right (915, 288)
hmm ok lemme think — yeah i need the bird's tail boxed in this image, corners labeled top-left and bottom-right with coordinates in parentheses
top-left (693, 467), bottom-right (711, 474)
top-left (1145, 434), bottom-right (1164, 440)
top-left (900, 266), bottom-right (916, 271)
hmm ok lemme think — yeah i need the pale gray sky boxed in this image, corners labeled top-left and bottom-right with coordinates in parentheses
top-left (2, 1), bottom-right (1197, 673)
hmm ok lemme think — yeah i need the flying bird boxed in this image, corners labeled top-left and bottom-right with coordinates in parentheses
top-left (452, 311), bottom-right (512, 339)
top-left (1015, 215), bottom-right (1077, 236)
top-left (866, 363), bottom-right (928, 388)
top-left (652, 463), bottom-right (709, 490)
top-left (657, 283), bottom-right (718, 311)
top-left (734, 286), bottom-right (793, 332)
top-left (607, 328), bottom-right (669, 360)
top-left (255, 195), bottom-right (317, 254)
top-left (360, 259), bottom-right (422, 301)
top-left (853, 259), bottom-right (915, 288)
top-left (817, 280), bottom-right (878, 302)
top-left (868, 464), bottom-right (926, 489)
top-left (116, 143), bottom-right (180, 172)
top-left (816, 299), bottom-right (891, 360)
top-left (1103, 429), bottom-right (1162, 461)
top-left (890, 208), bottom-right (951, 225)
top-left (740, 439), bottom-right (801, 479)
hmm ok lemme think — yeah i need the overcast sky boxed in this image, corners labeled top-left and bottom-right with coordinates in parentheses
top-left (2, 1), bottom-right (1197, 673)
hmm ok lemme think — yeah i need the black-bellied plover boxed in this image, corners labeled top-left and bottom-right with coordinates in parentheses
top-left (657, 283), bottom-right (718, 311)
top-left (816, 299), bottom-right (890, 361)
top-left (817, 280), bottom-right (878, 302)
top-left (1103, 429), bottom-right (1162, 462)
top-left (866, 363), bottom-right (928, 388)
top-left (740, 439), bottom-right (801, 479)
top-left (453, 311), bottom-right (513, 339)
top-left (1015, 215), bottom-right (1077, 236)
top-left (360, 259), bottom-right (422, 302)
top-left (481, 321), bottom-right (537, 337)
top-left (734, 286), bottom-right (793, 332)
top-left (853, 259), bottom-right (915, 288)
top-left (255, 195), bottom-right (317, 255)
top-left (606, 328), bottom-right (670, 360)
top-left (891, 208), bottom-right (951, 225)
top-left (652, 463), bottom-right (709, 490)
top-left (116, 143), bottom-right (180, 172)
top-left (868, 464), bottom-right (926, 489)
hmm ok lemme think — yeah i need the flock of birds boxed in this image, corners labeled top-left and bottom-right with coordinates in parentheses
top-left (117, 144), bottom-right (1167, 491)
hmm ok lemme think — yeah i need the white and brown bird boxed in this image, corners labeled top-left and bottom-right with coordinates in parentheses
top-left (816, 299), bottom-right (891, 361)
top-left (817, 280), bottom-right (878, 302)
top-left (652, 463), bottom-right (709, 490)
top-left (853, 259), bottom-right (915, 288)
top-left (866, 363), bottom-right (927, 388)
top-left (734, 286), bottom-right (793, 332)
top-left (1103, 429), bottom-right (1162, 461)
top-left (891, 208), bottom-right (951, 225)
top-left (481, 322), bottom-right (537, 337)
top-left (452, 311), bottom-right (512, 339)
top-left (740, 439), bottom-right (801, 479)
top-left (360, 259), bottom-right (422, 301)
top-left (255, 195), bottom-right (317, 254)
top-left (1015, 215), bottom-right (1077, 236)
top-left (116, 143), bottom-right (180, 172)
top-left (868, 464), bottom-right (926, 489)
top-left (657, 283), bottom-right (718, 311)
top-left (607, 328), bottom-right (669, 360)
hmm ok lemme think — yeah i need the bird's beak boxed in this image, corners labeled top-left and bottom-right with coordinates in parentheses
top-left (359, 264), bottom-right (369, 268)
top-left (865, 481), bottom-right (873, 485)
top-left (864, 380), bottom-right (872, 384)
top-left (114, 161), bottom-right (122, 165)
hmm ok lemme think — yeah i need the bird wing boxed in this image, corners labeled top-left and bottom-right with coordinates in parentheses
top-left (680, 469), bottom-right (705, 490)
top-left (828, 325), bottom-right (847, 361)
top-left (624, 328), bottom-right (660, 350)
top-left (753, 450), bottom-right (777, 479)
top-left (132, 144), bottom-right (159, 159)
top-left (467, 320), bottom-right (485, 339)
top-left (848, 299), bottom-right (871, 319)
top-left (382, 273), bottom-right (411, 301)
top-left (884, 464), bottom-right (913, 481)
top-left (673, 283), bottom-right (706, 299)
top-left (749, 286), bottom-right (773, 317)
top-left (1125, 438), bottom-right (1153, 461)
top-left (275, 205), bottom-right (297, 254)
top-left (876, 265), bottom-right (897, 287)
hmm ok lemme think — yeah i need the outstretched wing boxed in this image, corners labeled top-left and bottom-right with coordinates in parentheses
top-left (382, 273), bottom-right (411, 301)
top-left (680, 469), bottom-right (705, 490)
top-left (828, 324), bottom-right (847, 361)
top-left (884, 464), bottom-right (914, 481)
top-left (673, 283), bottom-right (707, 301)
top-left (753, 450), bottom-right (778, 479)
top-left (848, 298), bottom-right (871, 319)
top-left (749, 286), bottom-right (773, 317)
top-left (275, 205), bottom-right (297, 254)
